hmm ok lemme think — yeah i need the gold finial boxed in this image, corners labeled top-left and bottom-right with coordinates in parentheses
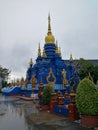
top-left (13, 79), bottom-right (15, 86)
top-left (70, 54), bottom-right (73, 61)
top-left (55, 40), bottom-right (59, 54)
top-left (20, 77), bottom-right (24, 86)
top-left (38, 43), bottom-right (41, 56)
top-left (11, 81), bottom-right (14, 86)
top-left (59, 47), bottom-right (62, 58)
top-left (29, 58), bottom-right (33, 65)
top-left (42, 49), bottom-right (47, 58)
top-left (45, 14), bottom-right (55, 44)
top-left (48, 13), bottom-right (51, 35)
top-left (16, 79), bottom-right (20, 86)
top-left (24, 78), bottom-right (27, 88)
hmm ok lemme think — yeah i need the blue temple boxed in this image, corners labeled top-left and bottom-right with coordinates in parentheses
top-left (1, 15), bottom-right (80, 96)
top-left (26, 15), bottom-right (78, 91)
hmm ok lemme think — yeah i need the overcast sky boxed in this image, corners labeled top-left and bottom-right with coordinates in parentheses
top-left (0, 0), bottom-right (98, 81)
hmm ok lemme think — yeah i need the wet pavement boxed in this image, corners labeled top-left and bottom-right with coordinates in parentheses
top-left (0, 95), bottom-right (96, 130)
top-left (29, 110), bottom-right (94, 130)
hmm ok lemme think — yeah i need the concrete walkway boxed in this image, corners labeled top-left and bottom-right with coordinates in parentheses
top-left (0, 95), bottom-right (96, 130)
top-left (29, 110), bottom-right (95, 130)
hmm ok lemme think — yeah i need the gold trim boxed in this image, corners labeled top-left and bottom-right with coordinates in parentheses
top-left (46, 68), bottom-right (56, 86)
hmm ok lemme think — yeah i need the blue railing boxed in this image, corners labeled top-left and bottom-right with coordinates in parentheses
top-left (53, 105), bottom-right (68, 117)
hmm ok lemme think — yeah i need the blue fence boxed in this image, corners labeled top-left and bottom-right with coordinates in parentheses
top-left (63, 99), bottom-right (70, 104)
top-left (53, 105), bottom-right (68, 117)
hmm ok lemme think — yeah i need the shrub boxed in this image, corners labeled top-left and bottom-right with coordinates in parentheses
top-left (76, 78), bottom-right (98, 116)
top-left (42, 85), bottom-right (53, 105)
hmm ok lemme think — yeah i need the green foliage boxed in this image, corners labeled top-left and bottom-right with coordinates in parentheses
top-left (75, 58), bottom-right (98, 84)
top-left (93, 66), bottom-right (98, 84)
top-left (76, 58), bottom-right (94, 79)
top-left (76, 78), bottom-right (98, 116)
top-left (0, 65), bottom-right (11, 87)
top-left (42, 85), bottom-right (53, 105)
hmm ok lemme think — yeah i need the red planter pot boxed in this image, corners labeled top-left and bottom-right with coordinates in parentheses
top-left (81, 115), bottom-right (98, 128)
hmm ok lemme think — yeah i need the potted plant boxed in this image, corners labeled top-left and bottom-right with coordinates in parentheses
top-left (76, 78), bottom-right (98, 128)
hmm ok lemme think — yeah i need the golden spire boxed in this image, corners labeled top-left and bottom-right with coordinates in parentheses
top-left (42, 49), bottom-right (47, 58)
top-left (11, 81), bottom-right (14, 86)
top-left (70, 54), bottom-right (73, 61)
top-left (45, 14), bottom-right (55, 44)
top-left (38, 43), bottom-right (41, 56)
top-left (55, 40), bottom-right (59, 54)
top-left (20, 77), bottom-right (24, 86)
top-left (16, 79), bottom-right (20, 86)
top-left (29, 58), bottom-right (33, 65)
top-left (48, 13), bottom-right (51, 35)
top-left (59, 47), bottom-right (62, 58)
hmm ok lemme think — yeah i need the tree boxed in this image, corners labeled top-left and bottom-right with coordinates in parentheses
top-left (93, 65), bottom-right (98, 84)
top-left (0, 66), bottom-right (11, 87)
top-left (42, 85), bottom-right (53, 105)
top-left (76, 78), bottom-right (98, 115)
top-left (75, 58), bottom-right (98, 83)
